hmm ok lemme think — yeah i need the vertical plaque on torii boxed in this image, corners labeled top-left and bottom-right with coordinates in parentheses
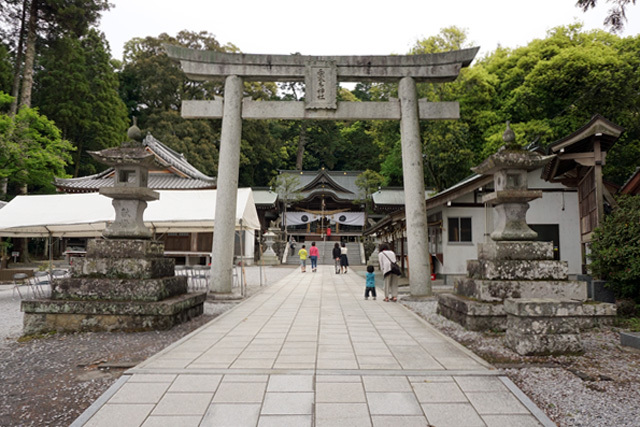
top-left (305, 60), bottom-right (337, 110)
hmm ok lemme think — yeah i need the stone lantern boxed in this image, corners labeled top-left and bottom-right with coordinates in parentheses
top-left (89, 123), bottom-right (159, 239)
top-left (471, 122), bottom-right (553, 241)
top-left (437, 122), bottom-right (616, 356)
top-left (261, 230), bottom-right (280, 265)
top-left (21, 122), bottom-right (206, 335)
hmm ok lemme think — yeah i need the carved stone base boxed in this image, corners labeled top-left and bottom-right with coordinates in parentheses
top-left (22, 237), bottom-right (205, 336)
top-left (455, 278), bottom-right (587, 302)
top-left (52, 276), bottom-right (188, 302)
top-left (22, 292), bottom-right (206, 335)
top-left (504, 298), bottom-right (583, 355)
top-left (436, 293), bottom-right (505, 331)
top-left (467, 259), bottom-right (568, 281)
top-left (260, 254), bottom-right (280, 266)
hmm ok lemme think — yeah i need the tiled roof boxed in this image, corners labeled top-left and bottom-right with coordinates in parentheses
top-left (144, 134), bottom-right (215, 182)
top-left (372, 188), bottom-right (405, 206)
top-left (54, 134), bottom-right (216, 193)
top-left (278, 170), bottom-right (363, 200)
top-left (252, 188), bottom-right (278, 206)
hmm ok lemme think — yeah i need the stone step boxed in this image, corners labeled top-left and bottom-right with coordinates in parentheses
top-left (286, 242), bottom-right (362, 265)
top-left (455, 278), bottom-right (587, 302)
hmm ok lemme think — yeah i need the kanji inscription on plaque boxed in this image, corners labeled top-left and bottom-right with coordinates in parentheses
top-left (305, 60), bottom-right (337, 110)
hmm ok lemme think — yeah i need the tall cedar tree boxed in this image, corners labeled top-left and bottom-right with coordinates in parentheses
top-left (34, 29), bottom-right (128, 177)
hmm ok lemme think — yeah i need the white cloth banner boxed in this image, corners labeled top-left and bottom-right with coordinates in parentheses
top-left (285, 212), bottom-right (319, 226)
top-left (329, 212), bottom-right (365, 226)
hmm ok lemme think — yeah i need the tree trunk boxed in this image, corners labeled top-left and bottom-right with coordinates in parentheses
top-left (9, 0), bottom-right (29, 115)
top-left (295, 125), bottom-right (307, 170)
top-left (0, 177), bottom-right (7, 197)
top-left (19, 0), bottom-right (38, 109)
top-left (74, 140), bottom-right (84, 177)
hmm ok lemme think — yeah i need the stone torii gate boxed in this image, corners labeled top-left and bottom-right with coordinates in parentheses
top-left (166, 45), bottom-right (479, 297)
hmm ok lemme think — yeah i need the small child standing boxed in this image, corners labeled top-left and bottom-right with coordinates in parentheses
top-left (365, 265), bottom-right (377, 300)
top-left (298, 244), bottom-right (308, 273)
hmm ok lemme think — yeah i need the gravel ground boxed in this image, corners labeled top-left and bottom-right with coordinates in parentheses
top-left (0, 265), bottom-right (294, 427)
top-left (402, 298), bottom-right (640, 427)
top-left (1, 267), bottom-right (639, 427)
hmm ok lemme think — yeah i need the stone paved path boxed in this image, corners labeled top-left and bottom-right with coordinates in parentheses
top-left (73, 266), bottom-right (554, 427)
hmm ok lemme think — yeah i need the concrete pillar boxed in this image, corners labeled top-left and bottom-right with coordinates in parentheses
top-left (210, 75), bottom-right (243, 294)
top-left (399, 76), bottom-right (431, 296)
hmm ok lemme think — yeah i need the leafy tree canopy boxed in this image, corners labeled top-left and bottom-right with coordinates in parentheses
top-left (0, 92), bottom-right (74, 196)
top-left (589, 195), bottom-right (640, 301)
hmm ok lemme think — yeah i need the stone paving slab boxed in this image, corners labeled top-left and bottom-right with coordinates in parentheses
top-left (73, 266), bottom-right (555, 427)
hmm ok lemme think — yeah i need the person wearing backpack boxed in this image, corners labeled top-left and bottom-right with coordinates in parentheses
top-left (332, 243), bottom-right (341, 274)
top-left (378, 242), bottom-right (400, 302)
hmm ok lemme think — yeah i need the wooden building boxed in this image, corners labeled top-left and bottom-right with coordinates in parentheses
top-left (541, 115), bottom-right (624, 272)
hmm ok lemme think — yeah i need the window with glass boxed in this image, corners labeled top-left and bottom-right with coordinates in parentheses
top-left (448, 217), bottom-right (472, 242)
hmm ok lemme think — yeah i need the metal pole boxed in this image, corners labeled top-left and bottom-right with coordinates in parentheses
top-left (239, 218), bottom-right (245, 297)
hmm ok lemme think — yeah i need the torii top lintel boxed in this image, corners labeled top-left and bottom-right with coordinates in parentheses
top-left (164, 45), bottom-right (479, 83)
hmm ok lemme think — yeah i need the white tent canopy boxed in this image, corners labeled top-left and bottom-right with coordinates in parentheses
top-left (0, 188), bottom-right (260, 237)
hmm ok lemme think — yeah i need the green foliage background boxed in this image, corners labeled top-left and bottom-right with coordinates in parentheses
top-left (589, 196), bottom-right (640, 301)
top-left (0, 12), bottom-right (639, 197)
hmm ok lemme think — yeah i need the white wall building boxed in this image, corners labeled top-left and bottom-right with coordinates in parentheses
top-left (371, 167), bottom-right (582, 284)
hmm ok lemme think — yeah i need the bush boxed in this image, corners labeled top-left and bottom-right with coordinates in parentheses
top-left (589, 195), bottom-right (640, 301)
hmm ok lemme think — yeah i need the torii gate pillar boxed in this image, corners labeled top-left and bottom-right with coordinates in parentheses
top-left (399, 77), bottom-right (430, 295)
top-left (210, 75), bottom-right (243, 294)
top-left (166, 46), bottom-right (479, 297)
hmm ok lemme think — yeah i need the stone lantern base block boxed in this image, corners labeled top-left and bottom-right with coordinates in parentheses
top-left (21, 237), bottom-right (205, 336)
top-left (436, 293), bottom-right (506, 331)
top-left (52, 275), bottom-right (188, 302)
top-left (437, 293), bottom-right (615, 333)
top-left (504, 298), bottom-right (584, 355)
top-left (478, 241), bottom-right (554, 261)
top-left (260, 254), bottom-right (280, 266)
top-left (455, 278), bottom-right (588, 302)
top-left (86, 239), bottom-right (164, 258)
top-left (72, 257), bottom-right (176, 280)
top-left (72, 239), bottom-right (178, 279)
top-left (467, 259), bottom-right (568, 281)
top-left (21, 292), bottom-right (206, 335)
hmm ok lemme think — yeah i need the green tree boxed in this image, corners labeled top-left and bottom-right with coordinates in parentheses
top-left (589, 195), bottom-right (640, 301)
top-left (119, 31), bottom-right (282, 186)
top-left (6, 0), bottom-right (111, 112)
top-left (34, 29), bottom-right (129, 177)
top-left (0, 92), bottom-right (74, 195)
top-left (410, 27), bottom-right (481, 190)
top-left (270, 173), bottom-right (302, 240)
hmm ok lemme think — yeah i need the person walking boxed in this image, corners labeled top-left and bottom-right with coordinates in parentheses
top-left (289, 237), bottom-right (296, 256)
top-left (298, 244), bottom-right (308, 273)
top-left (364, 265), bottom-right (377, 300)
top-left (378, 242), bottom-right (399, 301)
top-left (332, 243), bottom-right (341, 274)
top-left (309, 242), bottom-right (319, 272)
top-left (340, 242), bottom-right (349, 274)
